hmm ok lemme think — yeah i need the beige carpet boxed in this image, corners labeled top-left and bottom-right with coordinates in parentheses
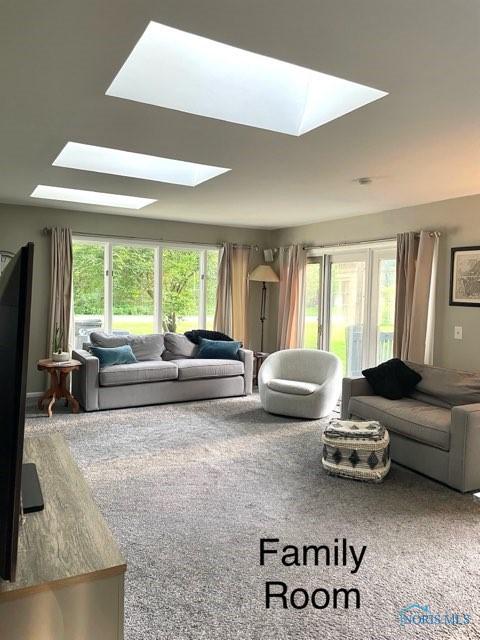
top-left (26, 395), bottom-right (480, 639)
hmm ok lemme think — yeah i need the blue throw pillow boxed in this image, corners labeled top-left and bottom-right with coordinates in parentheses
top-left (197, 337), bottom-right (241, 360)
top-left (90, 344), bottom-right (137, 368)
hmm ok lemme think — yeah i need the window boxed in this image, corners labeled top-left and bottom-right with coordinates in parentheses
top-left (73, 241), bottom-right (107, 344)
top-left (112, 245), bottom-right (156, 335)
top-left (303, 242), bottom-right (396, 376)
top-left (162, 248), bottom-right (200, 333)
top-left (72, 237), bottom-right (219, 348)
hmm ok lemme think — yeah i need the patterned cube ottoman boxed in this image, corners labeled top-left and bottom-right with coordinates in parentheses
top-left (322, 420), bottom-right (390, 483)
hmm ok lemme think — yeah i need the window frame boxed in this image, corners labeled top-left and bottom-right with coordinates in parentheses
top-left (72, 235), bottom-right (220, 335)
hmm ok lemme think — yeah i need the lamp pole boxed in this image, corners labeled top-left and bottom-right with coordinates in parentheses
top-left (260, 281), bottom-right (267, 352)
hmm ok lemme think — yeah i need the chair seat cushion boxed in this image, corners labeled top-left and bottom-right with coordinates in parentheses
top-left (175, 358), bottom-right (244, 381)
top-left (99, 360), bottom-right (178, 387)
top-left (348, 395), bottom-right (451, 451)
top-left (267, 378), bottom-right (319, 396)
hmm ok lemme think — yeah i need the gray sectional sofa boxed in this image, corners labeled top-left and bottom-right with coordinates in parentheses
top-left (342, 361), bottom-right (480, 492)
top-left (72, 332), bottom-right (253, 412)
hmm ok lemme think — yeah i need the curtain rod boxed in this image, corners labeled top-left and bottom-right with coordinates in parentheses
top-left (41, 228), bottom-right (259, 250)
top-left (302, 231), bottom-right (441, 251)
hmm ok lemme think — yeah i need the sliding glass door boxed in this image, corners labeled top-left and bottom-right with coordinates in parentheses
top-left (328, 254), bottom-right (366, 376)
top-left (72, 237), bottom-right (219, 347)
top-left (370, 250), bottom-right (396, 369)
top-left (304, 243), bottom-right (396, 376)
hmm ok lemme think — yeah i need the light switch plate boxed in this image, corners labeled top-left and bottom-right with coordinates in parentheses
top-left (454, 326), bottom-right (463, 340)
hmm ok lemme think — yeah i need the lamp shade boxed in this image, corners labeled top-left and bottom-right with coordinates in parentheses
top-left (249, 264), bottom-right (279, 283)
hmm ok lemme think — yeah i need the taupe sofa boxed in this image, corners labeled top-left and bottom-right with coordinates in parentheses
top-left (72, 332), bottom-right (253, 412)
top-left (342, 362), bottom-right (480, 492)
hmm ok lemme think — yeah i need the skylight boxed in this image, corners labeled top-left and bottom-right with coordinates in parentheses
top-left (53, 142), bottom-right (230, 186)
top-left (106, 22), bottom-right (387, 136)
top-left (30, 185), bottom-right (156, 209)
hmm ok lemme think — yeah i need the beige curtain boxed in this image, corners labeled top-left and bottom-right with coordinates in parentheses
top-left (394, 230), bottom-right (439, 364)
top-left (214, 243), bottom-right (251, 344)
top-left (47, 227), bottom-right (73, 355)
top-left (277, 245), bottom-right (307, 350)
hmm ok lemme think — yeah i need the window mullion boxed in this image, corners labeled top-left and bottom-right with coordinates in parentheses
top-left (105, 242), bottom-right (113, 333)
top-left (199, 250), bottom-right (207, 329)
top-left (155, 247), bottom-right (163, 333)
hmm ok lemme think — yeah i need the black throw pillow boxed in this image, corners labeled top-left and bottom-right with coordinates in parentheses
top-left (184, 329), bottom-right (240, 346)
top-left (362, 358), bottom-right (422, 400)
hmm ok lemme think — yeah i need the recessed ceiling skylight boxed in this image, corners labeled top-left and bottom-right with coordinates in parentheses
top-left (53, 142), bottom-right (230, 186)
top-left (106, 22), bottom-right (388, 136)
top-left (30, 185), bottom-right (156, 209)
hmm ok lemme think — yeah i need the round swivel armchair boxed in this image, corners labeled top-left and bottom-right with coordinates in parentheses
top-left (258, 349), bottom-right (342, 419)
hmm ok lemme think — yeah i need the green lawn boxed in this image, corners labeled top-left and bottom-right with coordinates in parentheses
top-left (90, 315), bottom-right (215, 335)
top-left (304, 317), bottom-right (393, 374)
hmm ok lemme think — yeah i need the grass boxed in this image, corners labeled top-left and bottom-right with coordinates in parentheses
top-left (78, 315), bottom-right (215, 336)
top-left (304, 317), bottom-right (393, 374)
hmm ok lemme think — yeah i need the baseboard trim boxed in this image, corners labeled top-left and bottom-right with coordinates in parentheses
top-left (27, 391), bottom-right (43, 400)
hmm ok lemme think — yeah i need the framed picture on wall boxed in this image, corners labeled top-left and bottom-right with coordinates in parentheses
top-left (450, 246), bottom-right (480, 306)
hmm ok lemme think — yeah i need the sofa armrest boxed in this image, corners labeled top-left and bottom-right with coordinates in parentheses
top-left (72, 349), bottom-right (100, 411)
top-left (341, 377), bottom-right (374, 419)
top-left (449, 403), bottom-right (480, 492)
top-left (238, 348), bottom-right (254, 395)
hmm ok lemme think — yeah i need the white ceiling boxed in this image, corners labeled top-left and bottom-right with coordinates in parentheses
top-left (0, 0), bottom-right (479, 229)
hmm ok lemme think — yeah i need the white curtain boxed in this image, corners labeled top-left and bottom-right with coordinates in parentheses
top-left (276, 245), bottom-right (307, 350)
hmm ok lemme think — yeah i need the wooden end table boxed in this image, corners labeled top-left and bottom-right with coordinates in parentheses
top-left (253, 351), bottom-right (269, 385)
top-left (37, 359), bottom-right (82, 417)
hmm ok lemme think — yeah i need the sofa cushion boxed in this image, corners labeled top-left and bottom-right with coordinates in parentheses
top-left (408, 390), bottom-right (451, 409)
top-left (362, 359), bottom-right (421, 400)
top-left (267, 378), bottom-right (319, 396)
top-left (348, 395), bottom-right (451, 451)
top-left (197, 338), bottom-right (241, 360)
top-left (175, 358), bottom-right (244, 381)
top-left (90, 332), bottom-right (165, 361)
top-left (99, 360), bottom-right (178, 387)
top-left (406, 361), bottom-right (480, 407)
top-left (91, 344), bottom-right (137, 367)
top-left (163, 333), bottom-right (198, 359)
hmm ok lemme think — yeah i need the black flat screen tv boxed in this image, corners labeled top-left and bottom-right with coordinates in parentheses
top-left (0, 242), bottom-right (39, 582)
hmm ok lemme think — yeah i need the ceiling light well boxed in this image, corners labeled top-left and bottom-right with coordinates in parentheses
top-left (106, 21), bottom-right (388, 136)
top-left (53, 142), bottom-right (230, 186)
top-left (30, 185), bottom-right (156, 209)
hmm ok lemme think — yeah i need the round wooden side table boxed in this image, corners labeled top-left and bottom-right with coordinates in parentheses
top-left (37, 359), bottom-right (82, 417)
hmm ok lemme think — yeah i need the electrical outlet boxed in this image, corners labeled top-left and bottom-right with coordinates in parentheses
top-left (454, 326), bottom-right (463, 340)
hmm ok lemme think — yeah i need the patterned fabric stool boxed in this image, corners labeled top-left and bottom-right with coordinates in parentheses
top-left (322, 420), bottom-right (390, 483)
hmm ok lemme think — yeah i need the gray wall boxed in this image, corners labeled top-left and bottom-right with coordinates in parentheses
top-left (267, 193), bottom-right (480, 372)
top-left (0, 203), bottom-right (269, 393)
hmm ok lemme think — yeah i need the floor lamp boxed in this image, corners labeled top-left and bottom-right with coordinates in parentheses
top-left (248, 264), bottom-right (279, 352)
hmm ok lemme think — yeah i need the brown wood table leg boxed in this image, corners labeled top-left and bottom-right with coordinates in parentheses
top-left (38, 370), bottom-right (59, 416)
top-left (59, 370), bottom-right (80, 413)
top-left (46, 393), bottom-right (56, 418)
